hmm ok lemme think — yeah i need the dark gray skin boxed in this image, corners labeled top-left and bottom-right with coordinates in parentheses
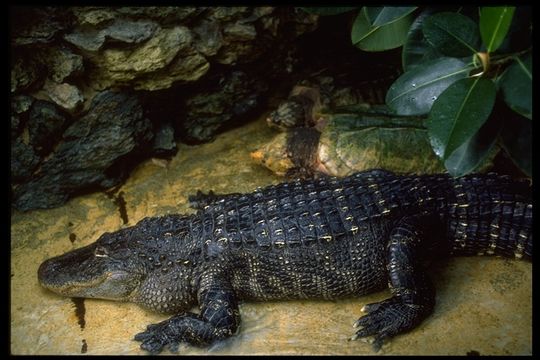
top-left (38, 170), bottom-right (532, 354)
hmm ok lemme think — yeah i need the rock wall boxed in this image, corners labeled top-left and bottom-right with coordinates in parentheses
top-left (10, 6), bottom-right (319, 211)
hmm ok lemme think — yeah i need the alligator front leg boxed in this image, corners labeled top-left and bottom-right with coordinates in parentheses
top-left (134, 280), bottom-right (240, 353)
top-left (352, 216), bottom-right (436, 351)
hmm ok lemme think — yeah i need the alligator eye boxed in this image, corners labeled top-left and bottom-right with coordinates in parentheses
top-left (94, 246), bottom-right (109, 258)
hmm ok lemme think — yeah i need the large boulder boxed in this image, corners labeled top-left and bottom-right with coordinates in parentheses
top-left (12, 91), bottom-right (154, 211)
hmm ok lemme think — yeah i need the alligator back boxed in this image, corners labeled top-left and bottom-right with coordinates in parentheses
top-left (187, 171), bottom-right (532, 301)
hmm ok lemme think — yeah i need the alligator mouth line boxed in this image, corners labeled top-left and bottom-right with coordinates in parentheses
top-left (41, 278), bottom-right (105, 294)
top-left (41, 273), bottom-right (111, 294)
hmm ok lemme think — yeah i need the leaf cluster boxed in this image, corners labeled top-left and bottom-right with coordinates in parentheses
top-left (300, 6), bottom-right (532, 177)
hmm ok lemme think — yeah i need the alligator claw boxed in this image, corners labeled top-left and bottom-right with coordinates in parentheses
top-left (134, 318), bottom-right (183, 354)
top-left (134, 331), bottom-right (167, 354)
top-left (352, 297), bottom-right (432, 352)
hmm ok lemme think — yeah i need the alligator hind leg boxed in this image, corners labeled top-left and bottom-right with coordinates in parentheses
top-left (352, 215), bottom-right (436, 351)
top-left (134, 278), bottom-right (240, 353)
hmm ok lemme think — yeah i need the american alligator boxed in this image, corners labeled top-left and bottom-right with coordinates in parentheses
top-left (38, 170), bottom-right (532, 354)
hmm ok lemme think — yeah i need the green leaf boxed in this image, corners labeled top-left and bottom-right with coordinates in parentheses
top-left (351, 7), bottom-right (414, 52)
top-left (423, 12), bottom-right (481, 57)
top-left (299, 7), bottom-right (358, 16)
top-left (364, 6), bottom-right (417, 26)
top-left (444, 115), bottom-right (501, 177)
top-left (479, 6), bottom-right (515, 52)
top-left (402, 9), bottom-right (445, 71)
top-left (427, 77), bottom-right (496, 160)
top-left (500, 113), bottom-right (531, 177)
top-left (386, 57), bottom-right (473, 116)
top-left (495, 6), bottom-right (532, 53)
top-left (499, 52), bottom-right (532, 119)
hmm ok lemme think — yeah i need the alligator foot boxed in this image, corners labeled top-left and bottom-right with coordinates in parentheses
top-left (351, 296), bottom-right (432, 351)
top-left (134, 313), bottom-right (222, 353)
top-left (135, 286), bottom-right (240, 353)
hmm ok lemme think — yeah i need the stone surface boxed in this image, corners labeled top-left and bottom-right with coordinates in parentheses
top-left (71, 7), bottom-right (117, 25)
top-left (12, 91), bottom-right (154, 211)
top-left (192, 19), bottom-right (223, 57)
top-left (10, 6), bottom-right (72, 46)
top-left (10, 6), bottom-right (321, 210)
top-left (95, 26), bottom-right (209, 90)
top-left (12, 94), bottom-right (35, 114)
top-left (46, 48), bottom-right (84, 83)
top-left (27, 100), bottom-right (69, 155)
top-left (45, 82), bottom-right (84, 111)
top-left (11, 95), bottom-right (35, 138)
top-left (104, 18), bottom-right (160, 44)
top-left (10, 117), bottom-right (532, 355)
top-left (11, 55), bottom-right (44, 93)
top-left (181, 70), bottom-right (268, 142)
top-left (64, 18), bottom-right (159, 51)
top-left (11, 137), bottom-right (41, 182)
top-left (115, 6), bottom-right (203, 23)
top-left (152, 122), bottom-right (177, 157)
top-left (132, 51), bottom-right (209, 91)
top-left (63, 27), bottom-right (106, 52)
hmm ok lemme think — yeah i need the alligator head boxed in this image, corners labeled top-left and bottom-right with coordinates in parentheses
top-left (38, 215), bottom-right (198, 313)
top-left (38, 230), bottom-right (145, 301)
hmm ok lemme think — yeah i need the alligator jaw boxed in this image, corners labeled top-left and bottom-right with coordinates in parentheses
top-left (38, 243), bottom-right (138, 301)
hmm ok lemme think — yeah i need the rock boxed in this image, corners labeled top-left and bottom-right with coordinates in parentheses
top-left (27, 100), bottom-right (69, 155)
top-left (71, 6), bottom-right (204, 26)
top-left (64, 27), bottom-right (106, 51)
top-left (13, 91), bottom-right (154, 211)
top-left (104, 26), bottom-right (189, 73)
top-left (11, 115), bottom-right (21, 138)
top-left (214, 21), bottom-right (259, 65)
top-left (71, 7), bottom-right (117, 25)
top-left (182, 70), bottom-right (268, 142)
top-left (106, 18), bottom-right (160, 44)
top-left (64, 18), bottom-right (160, 52)
top-left (11, 55), bottom-right (44, 93)
top-left (223, 23), bottom-right (257, 41)
top-left (9, 6), bottom-right (324, 208)
top-left (134, 52), bottom-right (209, 91)
top-left (46, 48), bottom-right (84, 83)
top-left (192, 20), bottom-right (223, 57)
top-left (12, 95), bottom-right (34, 114)
top-left (152, 122), bottom-right (177, 157)
top-left (115, 6), bottom-right (203, 22)
top-left (208, 7), bottom-right (250, 21)
top-left (98, 26), bottom-right (209, 90)
top-left (288, 8), bottom-right (320, 36)
top-left (11, 138), bottom-right (41, 182)
top-left (45, 82), bottom-right (84, 111)
top-left (10, 7), bottom-right (72, 46)
top-left (11, 95), bottom-right (34, 138)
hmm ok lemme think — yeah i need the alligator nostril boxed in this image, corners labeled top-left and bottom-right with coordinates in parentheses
top-left (38, 258), bottom-right (61, 285)
top-left (38, 259), bottom-right (52, 278)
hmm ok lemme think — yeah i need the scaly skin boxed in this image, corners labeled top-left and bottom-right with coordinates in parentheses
top-left (38, 169), bottom-right (532, 353)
